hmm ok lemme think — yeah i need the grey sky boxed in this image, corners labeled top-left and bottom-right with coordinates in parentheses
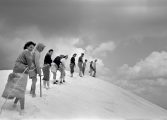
top-left (0, 0), bottom-right (167, 69)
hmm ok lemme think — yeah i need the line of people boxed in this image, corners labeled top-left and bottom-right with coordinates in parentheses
top-left (1, 41), bottom-right (97, 115)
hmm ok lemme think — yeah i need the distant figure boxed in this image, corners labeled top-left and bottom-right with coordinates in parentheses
top-left (42, 49), bottom-right (53, 89)
top-left (78, 53), bottom-right (84, 77)
top-left (89, 61), bottom-right (94, 76)
top-left (82, 59), bottom-right (87, 76)
top-left (59, 55), bottom-right (68, 84)
top-left (2, 41), bottom-right (36, 115)
top-left (52, 55), bottom-right (62, 84)
top-left (29, 43), bottom-right (45, 97)
top-left (70, 53), bottom-right (77, 77)
top-left (92, 59), bottom-right (97, 77)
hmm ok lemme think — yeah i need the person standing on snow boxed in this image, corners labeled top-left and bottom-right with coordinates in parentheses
top-left (70, 53), bottom-right (77, 77)
top-left (82, 59), bottom-right (87, 76)
top-left (29, 43), bottom-right (45, 97)
top-left (89, 61), bottom-right (94, 76)
top-left (59, 55), bottom-right (68, 84)
top-left (52, 55), bottom-right (62, 84)
top-left (42, 49), bottom-right (53, 89)
top-left (2, 41), bottom-right (36, 115)
top-left (78, 53), bottom-right (84, 77)
top-left (92, 59), bottom-right (97, 77)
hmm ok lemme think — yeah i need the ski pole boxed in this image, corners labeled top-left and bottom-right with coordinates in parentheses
top-left (39, 74), bottom-right (42, 97)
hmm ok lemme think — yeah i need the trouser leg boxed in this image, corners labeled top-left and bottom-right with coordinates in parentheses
top-left (19, 97), bottom-right (25, 110)
top-left (82, 67), bottom-right (85, 75)
top-left (53, 72), bottom-right (57, 81)
top-left (31, 77), bottom-right (37, 94)
top-left (14, 97), bottom-right (25, 110)
top-left (79, 67), bottom-right (82, 77)
top-left (14, 97), bottom-right (19, 104)
top-left (93, 70), bottom-right (96, 77)
top-left (47, 81), bottom-right (50, 88)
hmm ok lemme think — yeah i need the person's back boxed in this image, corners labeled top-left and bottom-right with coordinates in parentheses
top-left (13, 50), bottom-right (32, 74)
top-left (61, 58), bottom-right (66, 68)
top-left (53, 56), bottom-right (61, 68)
top-left (93, 61), bottom-right (96, 70)
top-left (59, 55), bottom-right (68, 83)
top-left (70, 56), bottom-right (75, 65)
top-left (44, 53), bottom-right (52, 66)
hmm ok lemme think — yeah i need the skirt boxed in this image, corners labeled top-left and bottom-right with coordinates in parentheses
top-left (42, 65), bottom-right (50, 81)
top-left (2, 73), bottom-right (28, 99)
top-left (70, 63), bottom-right (75, 74)
top-left (78, 62), bottom-right (83, 71)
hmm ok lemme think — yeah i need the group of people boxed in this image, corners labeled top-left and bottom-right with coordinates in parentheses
top-left (1, 41), bottom-right (97, 115)
top-left (70, 53), bottom-right (97, 78)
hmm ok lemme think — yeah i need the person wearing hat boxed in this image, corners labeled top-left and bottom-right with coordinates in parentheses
top-left (2, 41), bottom-right (36, 115)
top-left (29, 43), bottom-right (45, 97)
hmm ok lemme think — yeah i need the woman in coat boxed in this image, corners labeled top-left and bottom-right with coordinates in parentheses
top-left (78, 53), bottom-right (84, 77)
top-left (70, 53), bottom-right (77, 77)
top-left (2, 41), bottom-right (36, 115)
top-left (29, 43), bottom-right (45, 97)
top-left (42, 49), bottom-right (53, 89)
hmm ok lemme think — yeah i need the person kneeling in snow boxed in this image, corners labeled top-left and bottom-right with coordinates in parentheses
top-left (52, 55), bottom-right (62, 84)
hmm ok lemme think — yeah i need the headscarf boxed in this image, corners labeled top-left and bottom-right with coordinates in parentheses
top-left (35, 43), bottom-right (45, 52)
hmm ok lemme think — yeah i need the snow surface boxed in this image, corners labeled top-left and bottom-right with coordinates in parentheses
top-left (0, 70), bottom-right (167, 120)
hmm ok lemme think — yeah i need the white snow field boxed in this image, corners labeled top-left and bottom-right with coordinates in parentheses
top-left (0, 70), bottom-right (167, 120)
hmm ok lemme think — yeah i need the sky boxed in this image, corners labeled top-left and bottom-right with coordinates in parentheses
top-left (0, 0), bottom-right (167, 109)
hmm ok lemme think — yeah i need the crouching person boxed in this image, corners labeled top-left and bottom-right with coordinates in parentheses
top-left (2, 41), bottom-right (36, 115)
top-left (59, 55), bottom-right (68, 84)
top-left (51, 62), bottom-right (59, 84)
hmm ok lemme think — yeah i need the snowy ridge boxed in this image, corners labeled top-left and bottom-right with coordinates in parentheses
top-left (0, 70), bottom-right (167, 120)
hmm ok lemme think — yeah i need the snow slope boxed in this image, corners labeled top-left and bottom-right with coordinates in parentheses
top-left (0, 70), bottom-right (167, 120)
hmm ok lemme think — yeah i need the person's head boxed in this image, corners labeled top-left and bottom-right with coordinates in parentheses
top-left (23, 41), bottom-right (36, 52)
top-left (64, 55), bottom-right (68, 59)
top-left (81, 53), bottom-right (84, 57)
top-left (85, 59), bottom-right (87, 62)
top-left (36, 43), bottom-right (45, 52)
top-left (48, 49), bottom-right (53, 55)
top-left (59, 55), bottom-right (64, 59)
top-left (73, 53), bottom-right (77, 57)
top-left (94, 59), bottom-right (97, 62)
